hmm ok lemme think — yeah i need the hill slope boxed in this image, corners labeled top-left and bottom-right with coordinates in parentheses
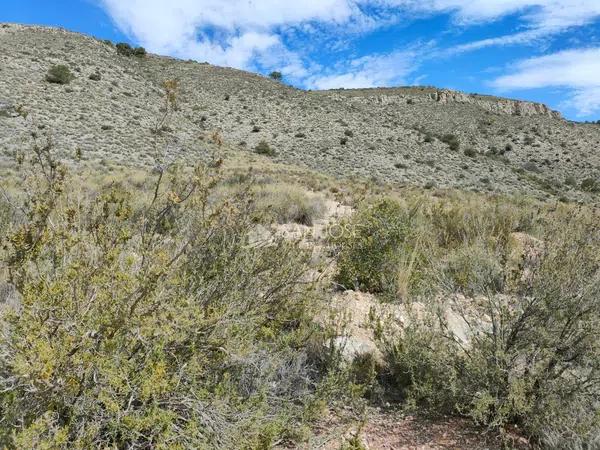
top-left (1, 23), bottom-right (599, 200)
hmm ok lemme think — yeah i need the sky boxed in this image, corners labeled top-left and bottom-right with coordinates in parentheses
top-left (2, 1), bottom-right (600, 121)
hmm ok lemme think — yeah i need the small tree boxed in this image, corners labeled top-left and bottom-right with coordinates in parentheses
top-left (116, 42), bottom-right (133, 56)
top-left (269, 71), bottom-right (283, 81)
top-left (45, 65), bottom-right (74, 84)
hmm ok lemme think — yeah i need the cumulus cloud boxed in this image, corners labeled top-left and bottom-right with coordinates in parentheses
top-left (307, 50), bottom-right (419, 89)
top-left (98, 0), bottom-right (600, 99)
top-left (492, 48), bottom-right (600, 115)
top-left (99, 0), bottom-right (357, 68)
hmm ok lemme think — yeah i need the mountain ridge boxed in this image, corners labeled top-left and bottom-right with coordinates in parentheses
top-left (1, 23), bottom-right (599, 201)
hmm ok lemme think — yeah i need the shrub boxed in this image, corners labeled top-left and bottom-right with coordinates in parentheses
top-left (116, 42), bottom-right (133, 56)
top-left (255, 140), bottom-right (277, 157)
top-left (581, 177), bottom-right (600, 193)
top-left (380, 209), bottom-right (600, 444)
top-left (332, 198), bottom-right (414, 293)
top-left (255, 184), bottom-right (325, 226)
top-left (132, 46), bottom-right (147, 57)
top-left (463, 147), bottom-right (477, 158)
top-left (441, 134), bottom-right (460, 151)
top-left (45, 65), bottom-right (74, 84)
top-left (88, 71), bottom-right (101, 81)
top-left (116, 43), bottom-right (146, 57)
top-left (0, 144), bottom-right (345, 448)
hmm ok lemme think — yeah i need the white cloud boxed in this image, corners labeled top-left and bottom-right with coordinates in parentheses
top-left (307, 50), bottom-right (419, 89)
top-left (386, 0), bottom-right (600, 52)
top-left (98, 0), bottom-right (600, 106)
top-left (99, 0), bottom-right (357, 68)
top-left (492, 48), bottom-right (600, 115)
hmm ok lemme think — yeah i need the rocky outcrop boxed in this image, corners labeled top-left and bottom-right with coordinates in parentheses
top-left (331, 88), bottom-right (562, 119)
top-left (433, 89), bottom-right (562, 119)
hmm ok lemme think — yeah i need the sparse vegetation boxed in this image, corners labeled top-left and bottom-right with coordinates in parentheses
top-left (116, 42), bottom-right (146, 57)
top-left (255, 140), bottom-right (277, 156)
top-left (440, 134), bottom-right (460, 152)
top-left (45, 64), bottom-right (74, 84)
top-left (255, 183), bottom-right (325, 226)
top-left (330, 191), bottom-right (600, 445)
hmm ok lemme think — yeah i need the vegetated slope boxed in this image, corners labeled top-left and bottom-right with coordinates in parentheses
top-left (1, 23), bottom-right (600, 201)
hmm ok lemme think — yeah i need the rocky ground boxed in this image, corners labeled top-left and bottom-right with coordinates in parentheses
top-left (1, 23), bottom-right (599, 202)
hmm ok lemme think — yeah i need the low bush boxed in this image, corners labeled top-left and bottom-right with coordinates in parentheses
top-left (45, 65), bottom-right (74, 84)
top-left (116, 43), bottom-right (146, 57)
top-left (255, 140), bottom-right (277, 157)
top-left (331, 198), bottom-right (416, 293)
top-left (375, 202), bottom-right (600, 445)
top-left (581, 177), bottom-right (600, 192)
top-left (441, 134), bottom-right (460, 151)
top-left (254, 184), bottom-right (325, 226)
top-left (463, 147), bottom-right (477, 158)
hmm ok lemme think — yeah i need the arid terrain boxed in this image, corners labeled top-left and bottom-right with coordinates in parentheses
top-left (1, 24), bottom-right (599, 450)
top-left (1, 24), bottom-right (599, 201)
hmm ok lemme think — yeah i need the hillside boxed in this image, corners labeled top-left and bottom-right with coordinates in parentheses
top-left (1, 23), bottom-right (600, 450)
top-left (1, 23), bottom-right (599, 201)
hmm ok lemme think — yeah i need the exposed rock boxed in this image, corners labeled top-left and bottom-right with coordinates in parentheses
top-left (0, 282), bottom-right (21, 311)
top-left (0, 100), bottom-right (18, 118)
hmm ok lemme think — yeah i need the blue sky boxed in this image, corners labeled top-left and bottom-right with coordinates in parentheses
top-left (2, 1), bottom-right (600, 121)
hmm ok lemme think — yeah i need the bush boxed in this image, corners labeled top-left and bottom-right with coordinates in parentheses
top-left (441, 134), bottom-right (460, 152)
top-left (255, 140), bottom-right (277, 157)
top-left (380, 208), bottom-right (600, 443)
top-left (463, 147), bottom-right (477, 158)
top-left (116, 42), bottom-right (133, 56)
top-left (0, 145), bottom-right (347, 448)
top-left (332, 198), bottom-right (414, 293)
top-left (581, 177), bottom-right (600, 193)
top-left (45, 65), bottom-right (74, 84)
top-left (116, 43), bottom-right (146, 57)
top-left (132, 46), bottom-right (147, 57)
top-left (269, 71), bottom-right (282, 81)
top-left (254, 184), bottom-right (325, 226)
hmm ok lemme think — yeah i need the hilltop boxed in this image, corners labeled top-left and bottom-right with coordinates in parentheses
top-left (1, 23), bottom-right (599, 201)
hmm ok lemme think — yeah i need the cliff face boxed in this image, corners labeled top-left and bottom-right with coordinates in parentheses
top-left (432, 90), bottom-right (562, 119)
top-left (328, 88), bottom-right (562, 119)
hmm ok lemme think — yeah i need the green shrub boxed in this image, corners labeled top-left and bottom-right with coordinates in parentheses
top-left (132, 46), bottom-right (147, 57)
top-left (255, 140), bottom-right (277, 157)
top-left (45, 65), bottom-right (74, 84)
top-left (269, 71), bottom-right (282, 81)
top-left (381, 210), bottom-right (600, 443)
top-left (0, 145), bottom-right (346, 448)
top-left (116, 42), bottom-right (133, 56)
top-left (463, 147), bottom-right (477, 158)
top-left (116, 43), bottom-right (146, 57)
top-left (332, 198), bottom-right (414, 293)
